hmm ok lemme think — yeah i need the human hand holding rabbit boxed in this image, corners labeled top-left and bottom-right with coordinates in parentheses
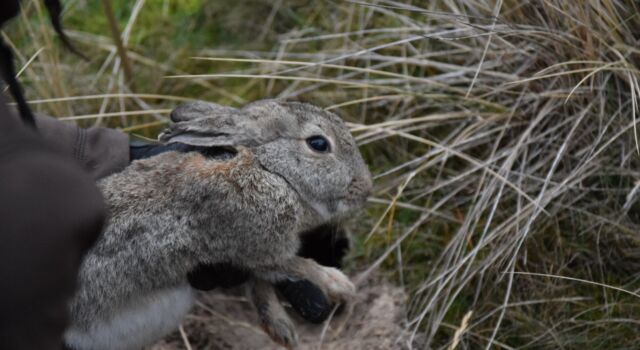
top-left (64, 100), bottom-right (372, 350)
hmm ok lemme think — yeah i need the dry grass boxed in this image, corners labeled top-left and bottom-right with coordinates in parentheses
top-left (4, 0), bottom-right (640, 348)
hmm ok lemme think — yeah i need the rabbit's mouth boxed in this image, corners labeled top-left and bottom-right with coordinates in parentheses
top-left (337, 182), bottom-right (371, 212)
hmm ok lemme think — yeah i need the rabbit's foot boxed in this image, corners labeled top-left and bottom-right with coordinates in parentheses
top-left (262, 312), bottom-right (298, 349)
top-left (250, 279), bottom-right (299, 349)
top-left (315, 265), bottom-right (356, 303)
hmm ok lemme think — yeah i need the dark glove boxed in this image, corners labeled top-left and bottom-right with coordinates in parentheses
top-left (0, 101), bottom-right (105, 350)
top-left (296, 223), bottom-right (350, 269)
top-left (130, 141), bottom-right (187, 161)
top-left (187, 262), bottom-right (251, 290)
top-left (130, 141), bottom-right (237, 162)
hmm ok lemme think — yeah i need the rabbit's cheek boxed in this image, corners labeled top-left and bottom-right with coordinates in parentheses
top-left (304, 161), bottom-right (351, 198)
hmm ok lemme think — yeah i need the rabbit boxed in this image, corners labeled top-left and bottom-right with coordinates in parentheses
top-left (63, 99), bottom-right (373, 350)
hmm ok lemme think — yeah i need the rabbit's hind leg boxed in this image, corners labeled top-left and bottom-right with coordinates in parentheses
top-left (250, 278), bottom-right (298, 349)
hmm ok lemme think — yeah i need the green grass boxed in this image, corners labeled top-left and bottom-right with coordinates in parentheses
top-left (4, 0), bottom-right (640, 348)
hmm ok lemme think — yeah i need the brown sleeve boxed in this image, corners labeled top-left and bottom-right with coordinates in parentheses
top-left (34, 115), bottom-right (130, 179)
top-left (0, 97), bottom-right (105, 350)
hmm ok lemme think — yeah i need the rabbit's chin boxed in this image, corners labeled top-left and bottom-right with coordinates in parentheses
top-left (335, 197), bottom-right (368, 218)
top-left (308, 200), bottom-right (332, 223)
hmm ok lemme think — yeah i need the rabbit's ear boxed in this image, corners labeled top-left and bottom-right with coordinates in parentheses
top-left (159, 101), bottom-right (265, 147)
top-left (169, 101), bottom-right (237, 122)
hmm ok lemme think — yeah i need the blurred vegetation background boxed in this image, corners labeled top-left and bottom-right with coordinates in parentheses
top-left (4, 0), bottom-right (640, 348)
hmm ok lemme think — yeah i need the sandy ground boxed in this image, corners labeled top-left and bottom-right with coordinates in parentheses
top-left (149, 277), bottom-right (406, 350)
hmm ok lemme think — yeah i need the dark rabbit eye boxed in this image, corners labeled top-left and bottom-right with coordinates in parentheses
top-left (306, 135), bottom-right (331, 153)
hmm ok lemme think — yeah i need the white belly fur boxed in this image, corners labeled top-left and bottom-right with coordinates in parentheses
top-left (65, 285), bottom-right (195, 350)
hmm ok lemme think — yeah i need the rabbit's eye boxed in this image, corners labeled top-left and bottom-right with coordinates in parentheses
top-left (306, 135), bottom-right (331, 153)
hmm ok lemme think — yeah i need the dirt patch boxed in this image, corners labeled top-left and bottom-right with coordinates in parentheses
top-left (149, 278), bottom-right (406, 350)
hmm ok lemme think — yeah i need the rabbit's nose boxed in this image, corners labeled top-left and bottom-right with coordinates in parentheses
top-left (360, 168), bottom-right (374, 194)
top-left (350, 175), bottom-right (373, 199)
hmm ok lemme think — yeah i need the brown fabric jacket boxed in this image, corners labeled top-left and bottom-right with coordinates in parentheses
top-left (0, 102), bottom-right (127, 350)
top-left (33, 115), bottom-right (129, 179)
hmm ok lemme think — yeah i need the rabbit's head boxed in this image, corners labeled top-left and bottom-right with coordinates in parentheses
top-left (159, 100), bottom-right (372, 226)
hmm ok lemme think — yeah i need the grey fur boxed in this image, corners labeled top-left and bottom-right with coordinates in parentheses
top-left (64, 100), bottom-right (372, 350)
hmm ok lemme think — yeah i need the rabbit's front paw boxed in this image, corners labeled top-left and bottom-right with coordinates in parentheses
top-left (316, 265), bottom-right (356, 302)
